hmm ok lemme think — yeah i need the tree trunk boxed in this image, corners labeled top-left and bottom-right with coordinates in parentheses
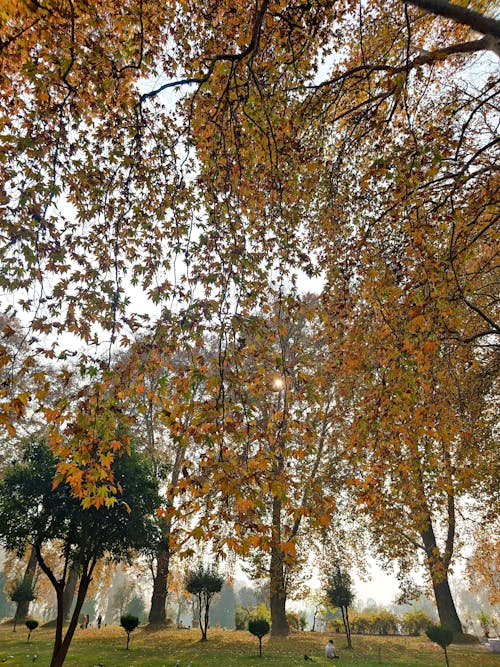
top-left (311, 606), bottom-right (318, 632)
top-left (421, 524), bottom-right (463, 635)
top-left (431, 576), bottom-right (463, 635)
top-left (269, 497), bottom-right (289, 637)
top-left (14, 546), bottom-right (37, 625)
top-left (35, 545), bottom-right (95, 667)
top-left (49, 570), bottom-right (93, 667)
top-left (148, 542), bottom-right (169, 625)
top-left (148, 435), bottom-right (182, 626)
top-left (62, 566), bottom-right (79, 623)
top-left (344, 606), bottom-right (353, 649)
top-left (176, 598), bottom-right (183, 628)
top-left (202, 594), bottom-right (209, 641)
top-left (197, 593), bottom-right (207, 641)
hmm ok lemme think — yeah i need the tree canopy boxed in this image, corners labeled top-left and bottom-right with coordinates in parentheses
top-left (0, 437), bottom-right (160, 667)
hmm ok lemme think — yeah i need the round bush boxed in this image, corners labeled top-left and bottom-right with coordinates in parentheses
top-left (25, 618), bottom-right (39, 641)
top-left (120, 614), bottom-right (139, 650)
top-left (248, 618), bottom-right (270, 638)
top-left (426, 624), bottom-right (453, 649)
top-left (248, 618), bottom-right (270, 657)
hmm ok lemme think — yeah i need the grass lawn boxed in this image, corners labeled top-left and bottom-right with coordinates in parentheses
top-left (0, 625), bottom-right (499, 667)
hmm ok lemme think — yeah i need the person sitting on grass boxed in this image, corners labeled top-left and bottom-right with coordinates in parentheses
top-left (325, 639), bottom-right (339, 659)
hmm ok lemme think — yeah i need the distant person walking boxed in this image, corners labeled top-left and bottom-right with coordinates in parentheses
top-left (97, 614), bottom-right (102, 629)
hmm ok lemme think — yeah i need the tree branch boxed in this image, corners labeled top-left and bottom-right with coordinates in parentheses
top-left (140, 0), bottom-right (269, 102)
top-left (0, 18), bottom-right (41, 53)
top-left (306, 35), bottom-right (495, 93)
top-left (405, 0), bottom-right (500, 38)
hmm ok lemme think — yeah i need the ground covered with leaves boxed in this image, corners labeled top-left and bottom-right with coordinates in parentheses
top-left (0, 625), bottom-right (498, 667)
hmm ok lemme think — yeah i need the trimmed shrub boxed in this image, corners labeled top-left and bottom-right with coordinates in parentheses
top-left (426, 624), bottom-right (453, 667)
top-left (25, 619), bottom-right (38, 642)
top-left (120, 614), bottom-right (139, 650)
top-left (185, 562), bottom-right (224, 641)
top-left (248, 618), bottom-right (270, 657)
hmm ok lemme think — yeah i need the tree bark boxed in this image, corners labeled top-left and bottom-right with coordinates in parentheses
top-left (62, 566), bottom-right (79, 623)
top-left (406, 0), bottom-right (500, 38)
top-left (269, 496), bottom-right (289, 637)
top-left (311, 606), bottom-right (318, 632)
top-left (430, 575), bottom-right (463, 635)
top-left (14, 545), bottom-right (37, 625)
top-left (35, 544), bottom-right (96, 667)
top-left (421, 523), bottom-right (463, 635)
top-left (49, 568), bottom-right (94, 667)
top-left (202, 593), bottom-right (210, 641)
top-left (196, 593), bottom-right (208, 641)
top-left (147, 419), bottom-right (184, 625)
top-left (344, 606), bottom-right (353, 649)
top-left (148, 542), bottom-right (169, 625)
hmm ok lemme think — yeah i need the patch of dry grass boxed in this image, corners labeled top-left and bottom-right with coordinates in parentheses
top-left (0, 624), bottom-right (498, 666)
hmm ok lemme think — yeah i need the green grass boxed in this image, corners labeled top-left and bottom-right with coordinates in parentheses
top-left (0, 625), bottom-right (498, 667)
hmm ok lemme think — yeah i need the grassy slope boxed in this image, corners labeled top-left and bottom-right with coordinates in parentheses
top-left (0, 626), bottom-right (498, 667)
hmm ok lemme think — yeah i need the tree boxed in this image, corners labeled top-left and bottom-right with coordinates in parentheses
top-left (185, 563), bottom-right (224, 641)
top-left (248, 618), bottom-right (270, 657)
top-left (466, 525), bottom-right (500, 607)
top-left (0, 438), bottom-right (159, 667)
top-left (325, 267), bottom-right (497, 636)
top-left (9, 576), bottom-right (36, 632)
top-left (477, 610), bottom-right (493, 637)
top-left (426, 624), bottom-right (454, 667)
top-left (25, 619), bottom-right (38, 642)
top-left (1, 0), bottom-right (497, 485)
top-left (127, 595), bottom-right (146, 624)
top-left (235, 606), bottom-right (249, 630)
top-left (204, 295), bottom-right (339, 637)
top-left (106, 572), bottom-right (138, 624)
top-left (370, 610), bottom-right (400, 636)
top-left (326, 566), bottom-right (355, 649)
top-left (120, 614), bottom-right (139, 650)
top-left (286, 610), bottom-right (307, 632)
top-left (121, 345), bottom-right (207, 627)
top-left (310, 1), bottom-right (498, 635)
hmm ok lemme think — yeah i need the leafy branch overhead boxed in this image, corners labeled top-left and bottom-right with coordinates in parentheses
top-left (0, 0), bottom-right (497, 343)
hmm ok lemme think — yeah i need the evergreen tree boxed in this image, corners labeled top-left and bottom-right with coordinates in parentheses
top-left (326, 565), bottom-right (355, 649)
top-left (185, 563), bottom-right (224, 641)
